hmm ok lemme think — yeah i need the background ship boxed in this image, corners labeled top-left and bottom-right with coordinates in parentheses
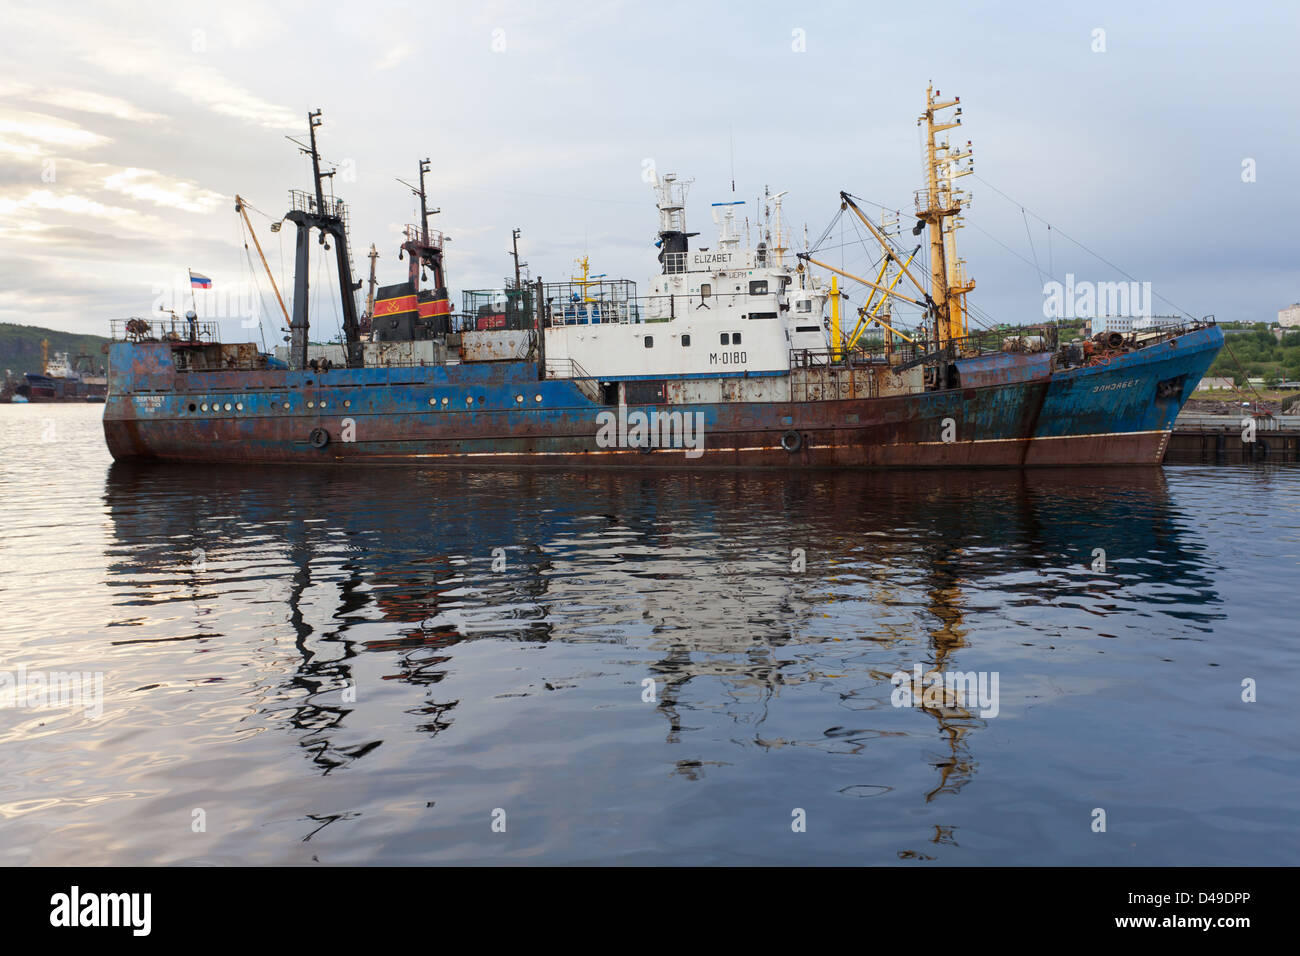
top-left (103, 94), bottom-right (1222, 467)
top-left (3, 340), bottom-right (107, 403)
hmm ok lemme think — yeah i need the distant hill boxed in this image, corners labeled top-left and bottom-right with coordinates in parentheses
top-left (0, 323), bottom-right (111, 377)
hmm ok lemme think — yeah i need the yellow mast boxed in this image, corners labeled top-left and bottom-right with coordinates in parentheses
top-left (829, 275), bottom-right (841, 360)
top-left (917, 84), bottom-right (974, 350)
top-left (572, 256), bottom-right (602, 303)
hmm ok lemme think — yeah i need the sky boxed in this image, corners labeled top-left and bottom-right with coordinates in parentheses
top-left (1, 0), bottom-right (1297, 345)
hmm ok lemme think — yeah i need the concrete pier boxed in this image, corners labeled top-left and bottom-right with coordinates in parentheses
top-left (1167, 414), bottom-right (1300, 463)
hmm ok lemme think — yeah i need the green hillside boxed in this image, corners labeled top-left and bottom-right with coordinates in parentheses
top-left (0, 323), bottom-right (111, 377)
top-left (1206, 326), bottom-right (1300, 384)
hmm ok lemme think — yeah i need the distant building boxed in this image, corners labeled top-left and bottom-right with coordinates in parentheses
top-left (1091, 315), bottom-right (1132, 334)
top-left (1131, 315), bottom-right (1186, 331)
top-left (1196, 376), bottom-right (1235, 391)
top-left (1090, 315), bottom-right (1183, 334)
top-left (1280, 303), bottom-right (1300, 328)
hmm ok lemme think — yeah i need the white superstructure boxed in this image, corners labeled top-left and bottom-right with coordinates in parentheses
top-left (543, 175), bottom-right (831, 380)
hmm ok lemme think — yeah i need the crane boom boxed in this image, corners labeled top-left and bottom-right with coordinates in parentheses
top-left (235, 195), bottom-right (290, 326)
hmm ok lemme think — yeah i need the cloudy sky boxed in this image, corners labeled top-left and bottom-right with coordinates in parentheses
top-left (1, 0), bottom-right (1296, 342)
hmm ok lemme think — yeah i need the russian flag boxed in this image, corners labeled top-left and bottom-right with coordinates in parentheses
top-left (189, 271), bottom-right (212, 289)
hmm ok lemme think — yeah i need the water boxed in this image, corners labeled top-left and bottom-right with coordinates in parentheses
top-left (1, 403), bottom-right (1297, 865)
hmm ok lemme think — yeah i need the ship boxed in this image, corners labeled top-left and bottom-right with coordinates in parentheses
top-left (103, 92), bottom-right (1223, 467)
top-left (7, 341), bottom-right (108, 403)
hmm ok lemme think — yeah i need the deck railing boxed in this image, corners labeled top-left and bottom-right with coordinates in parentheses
top-left (111, 317), bottom-right (220, 344)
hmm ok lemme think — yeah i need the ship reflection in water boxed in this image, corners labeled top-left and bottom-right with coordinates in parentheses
top-left (10, 442), bottom-right (1299, 865)
top-left (63, 460), bottom-right (1289, 868)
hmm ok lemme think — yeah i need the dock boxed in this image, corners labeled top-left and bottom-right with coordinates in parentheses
top-left (1167, 414), bottom-right (1300, 463)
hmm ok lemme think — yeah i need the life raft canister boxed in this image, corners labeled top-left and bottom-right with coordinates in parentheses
top-left (781, 430), bottom-right (802, 453)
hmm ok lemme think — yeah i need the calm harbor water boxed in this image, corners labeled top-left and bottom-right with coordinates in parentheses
top-left (1, 403), bottom-right (1297, 865)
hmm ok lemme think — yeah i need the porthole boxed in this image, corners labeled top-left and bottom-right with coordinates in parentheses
top-left (534, 394), bottom-right (543, 402)
top-left (200, 403), bottom-right (208, 412)
top-left (188, 403), bottom-right (197, 412)
top-left (235, 402), bottom-right (244, 411)
top-left (318, 402), bottom-right (327, 409)
top-left (307, 401), bottom-right (315, 408)
top-left (478, 396), bottom-right (485, 404)
top-left (344, 400), bottom-right (351, 408)
top-left (466, 396), bottom-right (474, 405)
top-left (283, 402), bottom-right (290, 410)
top-left (223, 403), bottom-right (232, 411)
top-left (515, 394), bottom-right (523, 403)
top-left (441, 397), bottom-right (449, 406)
top-left (429, 397), bottom-right (437, 406)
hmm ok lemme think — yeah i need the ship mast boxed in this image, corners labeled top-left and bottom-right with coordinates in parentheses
top-left (916, 85), bottom-right (974, 350)
top-left (769, 189), bottom-right (789, 266)
top-left (397, 159), bottom-right (444, 290)
top-left (510, 227), bottom-right (526, 289)
top-left (284, 110), bottom-right (363, 368)
top-left (363, 243), bottom-right (379, 333)
top-left (652, 173), bottom-right (697, 273)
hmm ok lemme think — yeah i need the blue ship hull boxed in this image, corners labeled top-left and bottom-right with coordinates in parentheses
top-left (103, 325), bottom-right (1223, 468)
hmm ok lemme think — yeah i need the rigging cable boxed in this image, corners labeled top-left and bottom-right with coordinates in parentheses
top-left (237, 215), bottom-right (270, 352)
top-left (1022, 207), bottom-right (1046, 287)
top-left (973, 173), bottom-right (1197, 320)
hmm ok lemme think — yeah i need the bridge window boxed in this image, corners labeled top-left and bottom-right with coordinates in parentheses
top-left (720, 333), bottom-right (729, 345)
top-left (796, 299), bottom-right (812, 313)
top-left (644, 336), bottom-right (654, 348)
top-left (681, 334), bottom-right (691, 346)
top-left (749, 280), bottom-right (768, 295)
top-left (700, 283), bottom-right (711, 298)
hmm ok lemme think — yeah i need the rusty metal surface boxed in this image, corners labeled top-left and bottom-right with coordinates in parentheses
top-left (103, 326), bottom-right (1225, 469)
top-left (461, 330), bottom-right (533, 363)
top-left (954, 351), bottom-right (1054, 388)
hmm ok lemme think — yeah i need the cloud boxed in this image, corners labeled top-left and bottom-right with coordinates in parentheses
top-left (75, 36), bottom-right (299, 129)
top-left (167, 68), bottom-right (300, 128)
top-left (0, 108), bottom-right (110, 155)
top-left (0, 85), bottom-right (167, 123)
top-left (0, 189), bottom-right (153, 226)
top-left (374, 43), bottom-right (414, 71)
top-left (101, 168), bottom-right (225, 214)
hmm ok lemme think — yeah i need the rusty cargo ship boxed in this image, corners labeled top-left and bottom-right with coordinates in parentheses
top-left (103, 94), bottom-right (1223, 468)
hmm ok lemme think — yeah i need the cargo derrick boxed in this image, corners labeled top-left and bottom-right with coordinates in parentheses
top-left (284, 110), bottom-right (364, 369)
